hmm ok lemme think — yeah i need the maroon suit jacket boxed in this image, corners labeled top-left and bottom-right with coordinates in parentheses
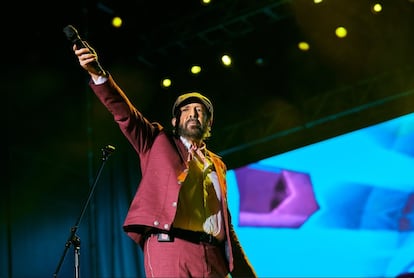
top-left (89, 75), bottom-right (256, 277)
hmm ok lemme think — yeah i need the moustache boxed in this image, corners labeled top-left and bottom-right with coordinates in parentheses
top-left (186, 119), bottom-right (201, 126)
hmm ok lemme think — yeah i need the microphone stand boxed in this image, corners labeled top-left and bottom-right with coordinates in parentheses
top-left (53, 145), bottom-right (116, 278)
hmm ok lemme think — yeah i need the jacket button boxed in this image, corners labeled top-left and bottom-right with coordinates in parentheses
top-left (153, 220), bottom-right (159, 226)
top-left (172, 202), bottom-right (177, 207)
top-left (163, 224), bottom-right (169, 229)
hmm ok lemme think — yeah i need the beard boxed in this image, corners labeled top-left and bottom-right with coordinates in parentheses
top-left (176, 119), bottom-right (208, 141)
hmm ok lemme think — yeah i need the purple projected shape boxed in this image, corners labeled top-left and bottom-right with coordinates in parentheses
top-left (235, 165), bottom-right (319, 228)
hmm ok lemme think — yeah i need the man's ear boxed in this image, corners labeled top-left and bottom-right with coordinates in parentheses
top-left (171, 117), bottom-right (176, 127)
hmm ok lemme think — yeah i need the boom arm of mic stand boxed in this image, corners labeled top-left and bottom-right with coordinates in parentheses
top-left (53, 145), bottom-right (115, 278)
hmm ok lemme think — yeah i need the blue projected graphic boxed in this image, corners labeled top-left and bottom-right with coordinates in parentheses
top-left (227, 113), bottom-right (414, 277)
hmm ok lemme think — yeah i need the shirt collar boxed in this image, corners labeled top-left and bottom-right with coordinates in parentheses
top-left (180, 136), bottom-right (206, 151)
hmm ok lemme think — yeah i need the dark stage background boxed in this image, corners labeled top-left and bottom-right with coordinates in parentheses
top-left (4, 0), bottom-right (414, 277)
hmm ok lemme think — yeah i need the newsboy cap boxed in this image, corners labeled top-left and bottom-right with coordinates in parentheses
top-left (172, 92), bottom-right (214, 119)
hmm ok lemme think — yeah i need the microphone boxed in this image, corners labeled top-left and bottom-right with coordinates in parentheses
top-left (63, 24), bottom-right (105, 75)
top-left (101, 144), bottom-right (115, 161)
top-left (103, 145), bottom-right (116, 153)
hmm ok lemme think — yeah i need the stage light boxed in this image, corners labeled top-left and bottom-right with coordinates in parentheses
top-left (112, 16), bottom-right (122, 28)
top-left (298, 41), bottom-right (310, 51)
top-left (161, 78), bottom-right (172, 88)
top-left (335, 26), bottom-right (347, 38)
top-left (371, 3), bottom-right (383, 13)
top-left (201, 0), bottom-right (211, 5)
top-left (190, 65), bottom-right (202, 75)
top-left (221, 54), bottom-right (232, 67)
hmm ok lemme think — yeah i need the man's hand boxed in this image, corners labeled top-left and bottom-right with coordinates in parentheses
top-left (73, 42), bottom-right (106, 80)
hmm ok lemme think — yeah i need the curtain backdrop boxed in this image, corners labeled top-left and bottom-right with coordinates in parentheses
top-left (5, 65), bottom-right (170, 278)
top-left (4, 114), bottom-right (147, 278)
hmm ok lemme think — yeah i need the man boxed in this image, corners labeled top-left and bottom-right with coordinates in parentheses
top-left (73, 42), bottom-right (256, 278)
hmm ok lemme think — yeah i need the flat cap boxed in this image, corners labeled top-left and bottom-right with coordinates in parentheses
top-left (172, 92), bottom-right (213, 119)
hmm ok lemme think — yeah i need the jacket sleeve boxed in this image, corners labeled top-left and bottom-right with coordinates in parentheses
top-left (228, 217), bottom-right (257, 277)
top-left (88, 74), bottom-right (162, 155)
top-left (211, 154), bottom-right (257, 277)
